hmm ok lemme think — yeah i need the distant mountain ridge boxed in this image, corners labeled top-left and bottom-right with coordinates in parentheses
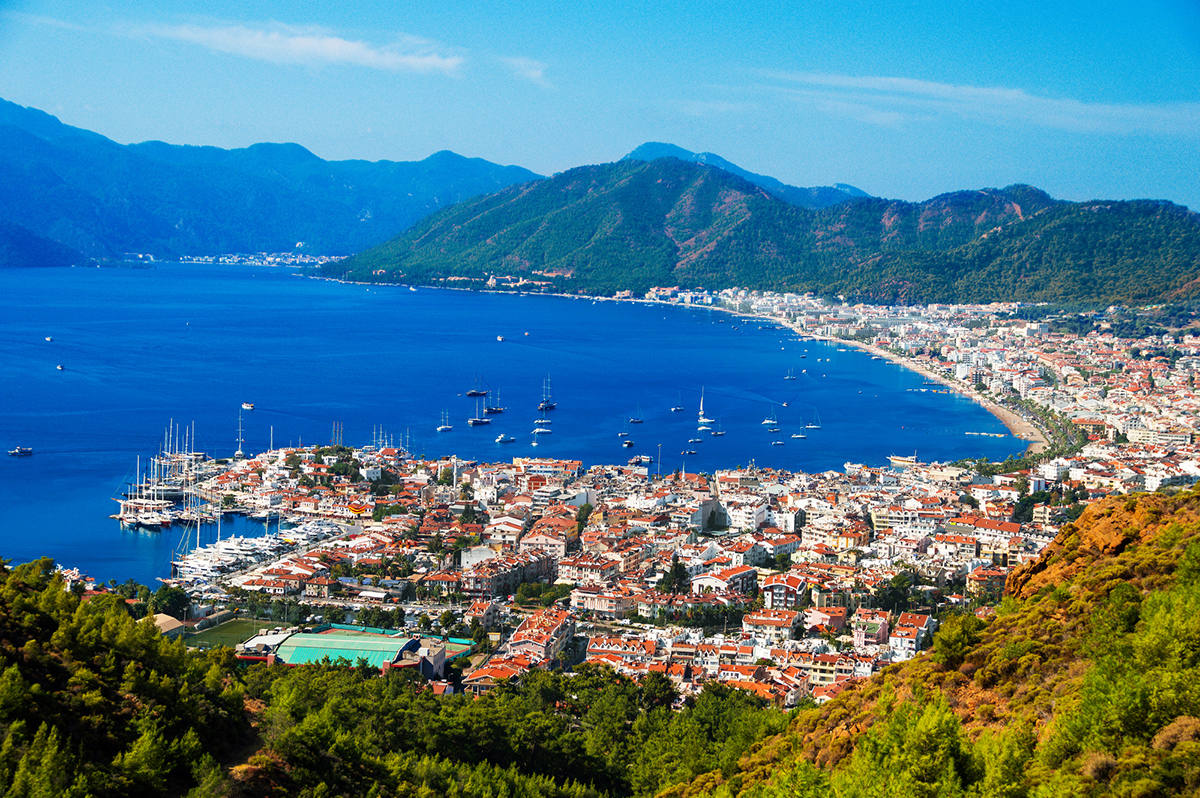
top-left (4, 99), bottom-right (1198, 306)
top-left (624, 142), bottom-right (869, 209)
top-left (0, 219), bottom-right (93, 268)
top-left (0, 99), bottom-right (541, 261)
top-left (336, 157), bottom-right (1200, 305)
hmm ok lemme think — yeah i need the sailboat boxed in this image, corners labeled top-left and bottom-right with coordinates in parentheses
top-left (805, 410), bottom-right (822, 430)
top-left (698, 388), bottom-right (714, 424)
top-left (538, 376), bottom-right (556, 411)
top-left (670, 391), bottom-right (684, 412)
top-left (710, 419), bottom-right (726, 437)
top-left (234, 408), bottom-right (245, 459)
top-left (467, 399), bottom-right (490, 426)
top-left (436, 411), bottom-right (452, 432)
top-left (484, 390), bottom-right (506, 415)
top-left (762, 407), bottom-right (778, 425)
top-left (784, 368), bottom-right (796, 380)
top-left (466, 376), bottom-right (489, 397)
top-left (629, 404), bottom-right (644, 424)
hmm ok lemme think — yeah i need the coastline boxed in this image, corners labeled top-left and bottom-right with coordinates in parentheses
top-left (799, 332), bottom-right (1049, 456)
top-left (308, 271), bottom-right (1048, 458)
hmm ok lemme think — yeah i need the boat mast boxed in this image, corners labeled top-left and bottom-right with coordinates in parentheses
top-left (235, 408), bottom-right (245, 459)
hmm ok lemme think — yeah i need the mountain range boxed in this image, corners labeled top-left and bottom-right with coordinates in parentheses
top-left (336, 157), bottom-right (1200, 305)
top-left (0, 98), bottom-right (540, 261)
top-left (4, 97), bottom-right (1199, 306)
top-left (0, 100), bottom-right (866, 270)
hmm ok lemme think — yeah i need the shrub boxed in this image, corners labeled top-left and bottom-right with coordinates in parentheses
top-left (1082, 750), bottom-right (1118, 781)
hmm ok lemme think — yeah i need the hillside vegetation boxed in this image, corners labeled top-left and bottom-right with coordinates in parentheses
top-left (335, 159), bottom-right (1200, 305)
top-left (0, 557), bottom-right (784, 797)
top-left (666, 489), bottom-right (1200, 797)
top-left (4, 491), bottom-right (1200, 795)
top-left (0, 559), bottom-right (247, 796)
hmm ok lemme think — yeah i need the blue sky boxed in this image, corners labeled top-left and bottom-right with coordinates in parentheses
top-left (2, 0), bottom-right (1199, 208)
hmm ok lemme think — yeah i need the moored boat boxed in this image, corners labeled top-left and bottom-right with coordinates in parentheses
top-left (888, 452), bottom-right (919, 468)
top-left (467, 399), bottom-right (491, 426)
top-left (538, 376), bottom-right (556, 411)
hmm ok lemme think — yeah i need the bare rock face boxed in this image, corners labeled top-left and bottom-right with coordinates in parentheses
top-left (1006, 493), bottom-right (1189, 600)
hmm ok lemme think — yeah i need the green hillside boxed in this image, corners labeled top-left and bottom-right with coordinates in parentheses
top-left (0, 559), bottom-right (247, 796)
top-left (334, 159), bottom-right (1200, 305)
top-left (665, 490), bottom-right (1200, 797)
top-left (6, 490), bottom-right (1200, 795)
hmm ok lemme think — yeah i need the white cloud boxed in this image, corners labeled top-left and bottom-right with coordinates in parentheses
top-left (147, 23), bottom-right (463, 74)
top-left (502, 57), bottom-right (551, 87)
top-left (755, 70), bottom-right (1200, 137)
top-left (2, 11), bottom-right (89, 32)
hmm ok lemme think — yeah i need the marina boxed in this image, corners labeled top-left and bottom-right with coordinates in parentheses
top-left (0, 262), bottom-right (1021, 585)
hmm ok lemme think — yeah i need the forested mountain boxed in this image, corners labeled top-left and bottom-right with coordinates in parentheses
top-left (623, 142), bottom-right (869, 209)
top-left (0, 99), bottom-right (540, 261)
top-left (7, 97), bottom-right (1195, 306)
top-left (335, 158), bottom-right (1200, 305)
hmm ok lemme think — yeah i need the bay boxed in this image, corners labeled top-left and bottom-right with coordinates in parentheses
top-left (0, 262), bottom-right (1022, 585)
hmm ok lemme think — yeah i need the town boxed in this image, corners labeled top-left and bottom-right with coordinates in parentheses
top-left (89, 288), bottom-right (1199, 708)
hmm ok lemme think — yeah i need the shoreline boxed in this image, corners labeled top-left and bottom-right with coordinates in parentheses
top-left (799, 332), bottom-right (1049, 456)
top-left (304, 270), bottom-right (1049, 458)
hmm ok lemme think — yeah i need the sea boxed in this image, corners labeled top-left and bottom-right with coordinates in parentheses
top-left (0, 262), bottom-right (1023, 586)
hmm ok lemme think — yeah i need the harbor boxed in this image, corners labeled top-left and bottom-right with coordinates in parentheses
top-left (1, 262), bottom-right (1024, 586)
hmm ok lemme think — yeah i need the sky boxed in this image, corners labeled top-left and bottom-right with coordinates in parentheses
top-left (1, 0), bottom-right (1199, 208)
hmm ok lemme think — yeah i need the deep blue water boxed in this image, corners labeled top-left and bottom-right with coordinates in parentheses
top-left (0, 263), bottom-right (1022, 585)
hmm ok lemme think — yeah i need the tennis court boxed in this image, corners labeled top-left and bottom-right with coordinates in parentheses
top-left (276, 627), bottom-right (411, 668)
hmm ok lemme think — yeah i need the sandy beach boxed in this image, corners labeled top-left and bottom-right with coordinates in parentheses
top-left (792, 329), bottom-right (1050, 457)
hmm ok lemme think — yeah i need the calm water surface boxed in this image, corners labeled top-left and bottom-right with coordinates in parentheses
top-left (0, 263), bottom-right (1022, 584)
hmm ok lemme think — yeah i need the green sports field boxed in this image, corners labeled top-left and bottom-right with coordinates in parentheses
top-left (187, 618), bottom-right (277, 648)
